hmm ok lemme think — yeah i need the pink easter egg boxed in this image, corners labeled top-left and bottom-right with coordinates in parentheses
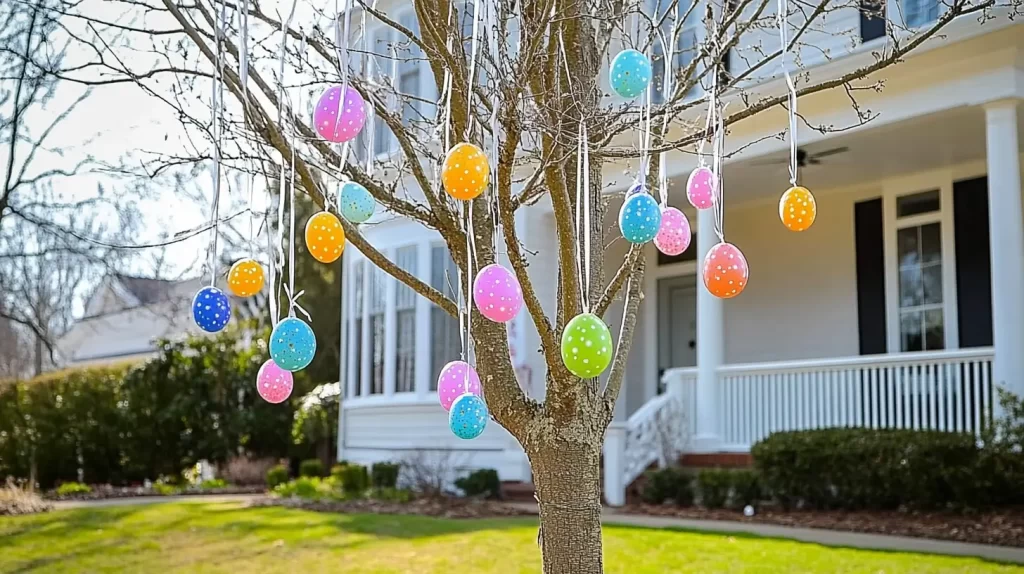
top-left (437, 361), bottom-right (481, 411)
top-left (256, 359), bottom-right (293, 404)
top-left (654, 206), bottom-right (691, 256)
top-left (313, 85), bottom-right (367, 143)
top-left (473, 264), bottom-right (523, 323)
top-left (687, 167), bottom-right (717, 210)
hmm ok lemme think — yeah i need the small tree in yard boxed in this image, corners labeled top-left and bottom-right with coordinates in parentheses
top-left (29, 0), bottom-right (1018, 569)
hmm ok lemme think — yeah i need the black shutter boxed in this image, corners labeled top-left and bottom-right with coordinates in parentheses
top-left (855, 198), bottom-right (887, 354)
top-left (953, 176), bottom-right (993, 348)
top-left (860, 0), bottom-right (886, 43)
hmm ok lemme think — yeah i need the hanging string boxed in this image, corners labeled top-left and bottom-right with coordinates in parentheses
top-left (708, 0), bottom-right (726, 243)
top-left (207, 0), bottom-right (227, 288)
top-left (464, 0), bottom-right (483, 141)
top-left (334, 0), bottom-right (354, 192)
top-left (271, 0), bottom-right (298, 327)
top-left (487, 0), bottom-right (500, 251)
top-left (657, 6), bottom-right (676, 209)
top-left (363, 0), bottom-right (379, 176)
top-left (777, 0), bottom-right (798, 186)
top-left (287, 72), bottom-right (303, 319)
top-left (240, 0), bottom-right (249, 99)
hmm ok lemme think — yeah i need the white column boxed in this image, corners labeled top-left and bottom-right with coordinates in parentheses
top-left (602, 423), bottom-right (627, 506)
top-left (383, 249), bottom-right (397, 396)
top-left (692, 207), bottom-right (722, 451)
top-left (985, 99), bottom-right (1024, 398)
top-left (415, 243), bottom-right (432, 398)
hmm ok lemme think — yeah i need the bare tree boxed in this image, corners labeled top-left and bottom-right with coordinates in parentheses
top-left (21, 0), bottom-right (1021, 569)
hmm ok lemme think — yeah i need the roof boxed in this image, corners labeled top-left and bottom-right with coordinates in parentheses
top-left (114, 274), bottom-right (182, 305)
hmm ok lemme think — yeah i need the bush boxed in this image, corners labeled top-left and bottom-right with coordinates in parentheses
top-left (274, 477), bottom-right (336, 500)
top-left (199, 479), bottom-right (228, 490)
top-left (0, 479), bottom-right (51, 516)
top-left (729, 469), bottom-right (762, 508)
top-left (220, 456), bottom-right (277, 486)
top-left (266, 464), bottom-right (290, 488)
top-left (752, 428), bottom-right (993, 510)
top-left (56, 482), bottom-right (92, 497)
top-left (454, 469), bottom-right (501, 499)
top-left (337, 463), bottom-right (369, 495)
top-left (696, 469), bottom-right (731, 509)
top-left (371, 462), bottom-right (401, 489)
top-left (371, 487), bottom-right (413, 503)
top-left (299, 459), bottom-right (325, 478)
top-left (640, 467), bottom-right (693, 506)
top-left (152, 483), bottom-right (180, 496)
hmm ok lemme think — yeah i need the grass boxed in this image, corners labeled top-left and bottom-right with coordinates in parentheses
top-left (0, 500), bottom-right (1020, 573)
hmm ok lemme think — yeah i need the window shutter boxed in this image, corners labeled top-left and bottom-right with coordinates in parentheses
top-left (854, 198), bottom-right (887, 354)
top-left (953, 176), bottom-right (993, 348)
top-left (859, 0), bottom-right (886, 43)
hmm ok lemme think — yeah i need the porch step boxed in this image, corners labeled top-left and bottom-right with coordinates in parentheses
top-left (500, 480), bottom-right (536, 502)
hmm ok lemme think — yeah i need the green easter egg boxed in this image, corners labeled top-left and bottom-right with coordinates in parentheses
top-left (561, 313), bottom-right (613, 378)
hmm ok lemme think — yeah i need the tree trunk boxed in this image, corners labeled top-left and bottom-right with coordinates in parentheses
top-left (530, 438), bottom-right (604, 574)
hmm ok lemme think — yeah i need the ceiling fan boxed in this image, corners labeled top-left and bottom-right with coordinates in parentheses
top-left (753, 146), bottom-right (849, 167)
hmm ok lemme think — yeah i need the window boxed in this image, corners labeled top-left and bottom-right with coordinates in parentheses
top-left (648, 0), bottom-right (700, 104)
top-left (897, 190), bottom-right (940, 218)
top-left (350, 261), bottom-right (364, 396)
top-left (903, 0), bottom-right (938, 27)
top-left (430, 246), bottom-right (462, 390)
top-left (368, 266), bottom-right (386, 393)
top-left (395, 246), bottom-right (418, 392)
top-left (895, 191), bottom-right (944, 352)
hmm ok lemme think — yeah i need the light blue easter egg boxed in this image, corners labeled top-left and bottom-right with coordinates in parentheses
top-left (449, 393), bottom-right (488, 440)
top-left (339, 181), bottom-right (375, 224)
top-left (269, 317), bottom-right (317, 372)
top-left (619, 192), bottom-right (662, 244)
top-left (610, 49), bottom-right (652, 99)
top-left (192, 286), bottom-right (231, 333)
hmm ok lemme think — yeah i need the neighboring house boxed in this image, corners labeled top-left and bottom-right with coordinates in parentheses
top-left (336, 1), bottom-right (1024, 504)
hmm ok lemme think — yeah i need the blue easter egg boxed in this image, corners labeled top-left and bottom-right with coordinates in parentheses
top-left (339, 181), bottom-right (375, 224)
top-left (449, 393), bottom-right (488, 440)
top-left (192, 286), bottom-right (231, 333)
top-left (619, 192), bottom-right (662, 243)
top-left (269, 317), bottom-right (317, 372)
top-left (610, 49), bottom-right (652, 98)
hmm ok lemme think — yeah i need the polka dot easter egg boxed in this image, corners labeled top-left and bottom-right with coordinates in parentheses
top-left (654, 206), bottom-right (691, 256)
top-left (312, 85), bottom-right (366, 143)
top-left (618, 192), bottom-right (662, 244)
top-left (192, 286), bottom-right (231, 333)
top-left (687, 166), bottom-right (717, 210)
top-left (610, 49), bottom-right (652, 99)
top-left (339, 181), bottom-right (375, 224)
top-left (227, 258), bottom-right (264, 298)
top-left (437, 361), bottom-right (482, 411)
top-left (561, 313), bottom-right (613, 379)
top-left (702, 242), bottom-right (749, 299)
top-left (449, 393), bottom-right (489, 440)
top-left (304, 211), bottom-right (345, 264)
top-left (473, 264), bottom-right (523, 323)
top-left (256, 359), bottom-right (294, 404)
top-left (269, 317), bottom-right (317, 372)
top-left (779, 186), bottom-right (816, 232)
top-left (442, 143), bottom-right (490, 201)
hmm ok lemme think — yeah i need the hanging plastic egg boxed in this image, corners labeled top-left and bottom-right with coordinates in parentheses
top-left (256, 359), bottom-right (294, 404)
top-left (473, 264), bottom-right (523, 323)
top-left (687, 167), bottom-right (717, 210)
top-left (437, 360), bottom-right (482, 411)
top-left (192, 286), bottom-right (231, 333)
top-left (560, 313), bottom-right (613, 378)
top-left (442, 143), bottom-right (489, 201)
top-left (227, 258), bottom-right (264, 298)
top-left (449, 393), bottom-right (488, 440)
top-left (339, 181), bottom-right (375, 224)
top-left (654, 206), bottom-right (691, 256)
top-left (312, 85), bottom-right (366, 143)
top-left (702, 242), bottom-right (749, 299)
top-left (269, 317), bottom-right (317, 372)
top-left (779, 186), bottom-right (816, 232)
top-left (304, 211), bottom-right (345, 264)
top-left (609, 49), bottom-right (652, 99)
top-left (618, 192), bottom-right (662, 244)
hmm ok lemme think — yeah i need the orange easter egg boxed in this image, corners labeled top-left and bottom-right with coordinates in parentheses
top-left (304, 211), bottom-right (345, 263)
top-left (442, 143), bottom-right (489, 200)
top-left (779, 186), bottom-right (816, 232)
top-left (227, 258), bottom-right (265, 298)
top-left (702, 242), bottom-right (749, 299)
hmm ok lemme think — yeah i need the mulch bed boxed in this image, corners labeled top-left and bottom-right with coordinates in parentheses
top-left (253, 496), bottom-right (537, 519)
top-left (45, 485), bottom-right (266, 501)
top-left (625, 504), bottom-right (1024, 548)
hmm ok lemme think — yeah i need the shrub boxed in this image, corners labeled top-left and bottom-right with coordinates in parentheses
top-left (454, 469), bottom-right (501, 499)
top-left (152, 483), bottom-right (180, 496)
top-left (696, 469), bottom-right (731, 509)
top-left (266, 464), bottom-right (290, 488)
top-left (640, 467), bottom-right (693, 506)
top-left (371, 462), bottom-right (401, 489)
top-left (299, 459), bottom-right (325, 478)
top-left (338, 463), bottom-right (369, 495)
top-left (55, 482), bottom-right (92, 497)
top-left (274, 477), bottom-right (336, 500)
top-left (220, 456), bottom-right (277, 486)
top-left (371, 487), bottom-right (414, 503)
top-left (199, 479), bottom-right (228, 490)
top-left (729, 469), bottom-right (762, 508)
top-left (0, 479), bottom-right (51, 516)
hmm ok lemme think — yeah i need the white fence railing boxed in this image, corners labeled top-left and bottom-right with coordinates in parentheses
top-left (619, 368), bottom-right (698, 490)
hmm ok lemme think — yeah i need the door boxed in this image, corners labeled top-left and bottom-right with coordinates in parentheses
top-left (657, 276), bottom-right (697, 393)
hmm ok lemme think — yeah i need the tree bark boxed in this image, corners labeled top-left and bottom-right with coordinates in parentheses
top-left (529, 435), bottom-right (604, 574)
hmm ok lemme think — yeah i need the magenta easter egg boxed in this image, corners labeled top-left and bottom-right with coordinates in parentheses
top-left (256, 359), bottom-right (294, 404)
top-left (313, 85), bottom-right (366, 143)
top-left (437, 361), bottom-right (481, 411)
top-left (473, 264), bottom-right (523, 323)
top-left (654, 206), bottom-right (691, 256)
top-left (687, 167), bottom-right (717, 210)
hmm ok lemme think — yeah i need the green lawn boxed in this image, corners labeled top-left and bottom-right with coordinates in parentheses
top-left (0, 500), bottom-right (1019, 573)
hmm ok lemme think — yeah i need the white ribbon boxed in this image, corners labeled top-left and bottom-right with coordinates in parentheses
top-left (777, 0), bottom-right (799, 187)
top-left (283, 284), bottom-right (311, 321)
top-left (208, 0), bottom-right (228, 287)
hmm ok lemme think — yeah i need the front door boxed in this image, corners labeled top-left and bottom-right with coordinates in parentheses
top-left (657, 275), bottom-right (697, 393)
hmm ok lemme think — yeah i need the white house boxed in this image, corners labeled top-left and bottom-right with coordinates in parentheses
top-left (336, 0), bottom-right (1024, 505)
